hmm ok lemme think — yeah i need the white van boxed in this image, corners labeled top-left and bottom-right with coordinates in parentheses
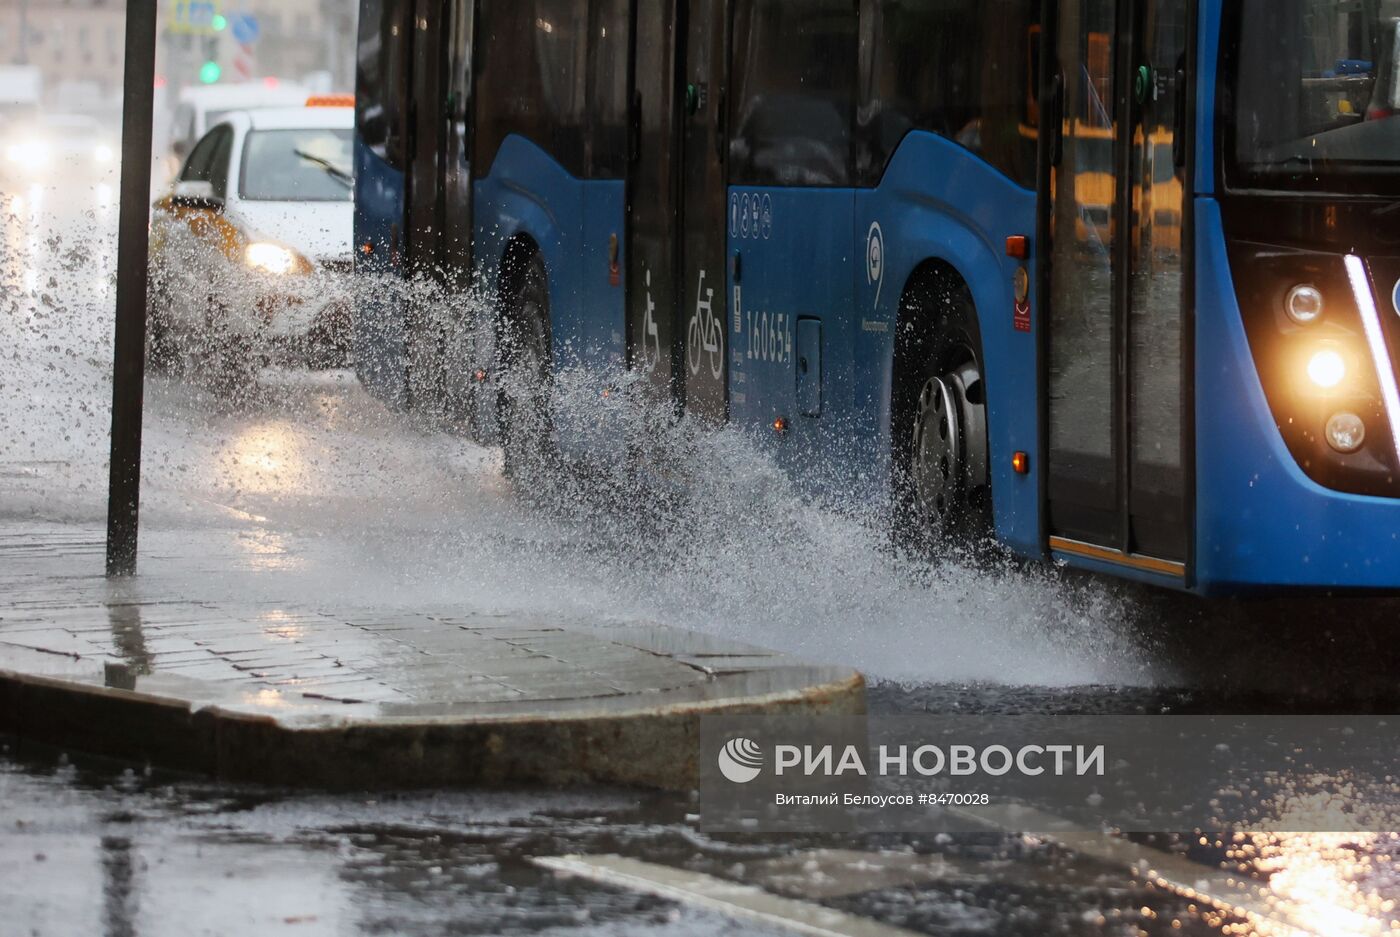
top-left (164, 82), bottom-right (309, 178)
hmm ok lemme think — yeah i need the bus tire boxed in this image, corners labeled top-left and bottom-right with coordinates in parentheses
top-left (496, 251), bottom-right (557, 488)
top-left (892, 269), bottom-right (992, 550)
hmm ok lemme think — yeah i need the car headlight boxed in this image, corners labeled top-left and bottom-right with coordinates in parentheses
top-left (6, 140), bottom-right (48, 167)
top-left (245, 242), bottom-right (305, 276)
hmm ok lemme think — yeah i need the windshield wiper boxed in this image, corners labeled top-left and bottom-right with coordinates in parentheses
top-left (294, 148), bottom-right (352, 188)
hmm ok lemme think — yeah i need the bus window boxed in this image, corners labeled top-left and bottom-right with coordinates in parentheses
top-left (586, 0), bottom-right (629, 178)
top-left (474, 0), bottom-right (587, 177)
top-left (355, 0), bottom-right (409, 169)
top-left (532, 0), bottom-right (587, 174)
top-left (855, 0), bottom-right (1039, 187)
top-left (1228, 0), bottom-right (1400, 194)
top-left (729, 0), bottom-right (857, 187)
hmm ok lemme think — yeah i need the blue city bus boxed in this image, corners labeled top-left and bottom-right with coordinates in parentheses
top-left (353, 0), bottom-right (1400, 596)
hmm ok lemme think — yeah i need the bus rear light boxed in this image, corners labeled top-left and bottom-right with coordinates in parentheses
top-left (1306, 348), bottom-right (1347, 389)
top-left (1345, 254), bottom-right (1400, 466)
top-left (1012, 451), bottom-right (1030, 474)
top-left (1005, 235), bottom-right (1029, 259)
top-left (1284, 284), bottom-right (1324, 324)
top-left (1325, 413), bottom-right (1366, 454)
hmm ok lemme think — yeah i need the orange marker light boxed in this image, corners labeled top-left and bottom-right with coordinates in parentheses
top-left (360, 241), bottom-right (373, 255)
top-left (1012, 451), bottom-right (1030, 474)
top-left (1005, 235), bottom-right (1029, 260)
top-left (306, 94), bottom-right (355, 108)
top-left (772, 417), bottom-right (788, 434)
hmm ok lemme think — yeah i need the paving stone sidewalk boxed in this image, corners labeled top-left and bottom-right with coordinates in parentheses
top-left (0, 523), bottom-right (863, 789)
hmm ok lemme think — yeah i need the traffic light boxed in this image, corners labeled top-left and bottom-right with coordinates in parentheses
top-left (211, 14), bottom-right (227, 31)
top-left (199, 60), bottom-right (221, 83)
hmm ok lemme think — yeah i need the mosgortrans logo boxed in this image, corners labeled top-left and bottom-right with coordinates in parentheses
top-left (717, 737), bottom-right (764, 783)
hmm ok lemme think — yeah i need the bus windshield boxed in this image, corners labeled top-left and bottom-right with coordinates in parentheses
top-left (1228, 0), bottom-right (1400, 193)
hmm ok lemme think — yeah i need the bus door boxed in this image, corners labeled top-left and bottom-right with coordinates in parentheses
top-left (352, 0), bottom-right (411, 406)
top-left (627, 0), bottom-right (729, 422)
top-left (438, 0), bottom-right (478, 422)
top-left (403, 0), bottom-right (450, 411)
top-left (678, 0), bottom-right (730, 421)
top-left (627, 1), bottom-right (682, 405)
top-left (1042, 0), bottom-right (1192, 574)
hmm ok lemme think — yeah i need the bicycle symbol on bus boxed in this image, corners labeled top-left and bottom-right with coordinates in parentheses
top-left (687, 269), bottom-right (724, 380)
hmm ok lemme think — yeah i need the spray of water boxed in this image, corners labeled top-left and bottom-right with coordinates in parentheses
top-left (0, 182), bottom-right (1159, 690)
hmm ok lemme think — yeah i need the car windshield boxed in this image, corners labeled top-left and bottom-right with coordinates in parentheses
top-left (1228, 0), bottom-right (1400, 194)
top-left (239, 128), bottom-right (353, 201)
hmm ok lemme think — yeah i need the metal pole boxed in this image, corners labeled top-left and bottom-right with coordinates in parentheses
top-left (105, 0), bottom-right (159, 577)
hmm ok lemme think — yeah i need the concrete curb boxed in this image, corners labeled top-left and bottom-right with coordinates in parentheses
top-left (0, 661), bottom-right (865, 790)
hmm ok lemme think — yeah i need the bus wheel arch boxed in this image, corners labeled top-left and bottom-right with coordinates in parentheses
top-left (891, 259), bottom-right (992, 545)
top-left (493, 235), bottom-right (556, 484)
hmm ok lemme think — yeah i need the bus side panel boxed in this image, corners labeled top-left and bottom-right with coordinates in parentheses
top-left (352, 139), bottom-right (408, 408)
top-left (1195, 0), bottom-right (1221, 196)
top-left (854, 132), bottom-right (1040, 557)
top-left (726, 187), bottom-right (860, 491)
top-left (562, 180), bottom-right (628, 458)
top-left (471, 133), bottom-right (626, 462)
top-left (578, 181), bottom-right (628, 378)
top-left (1194, 200), bottom-right (1400, 594)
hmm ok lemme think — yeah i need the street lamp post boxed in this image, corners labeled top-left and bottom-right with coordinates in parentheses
top-left (105, 0), bottom-right (159, 577)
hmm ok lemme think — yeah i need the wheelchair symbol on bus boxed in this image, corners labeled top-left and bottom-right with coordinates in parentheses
top-left (641, 267), bottom-right (661, 373)
top-left (688, 269), bottom-right (724, 380)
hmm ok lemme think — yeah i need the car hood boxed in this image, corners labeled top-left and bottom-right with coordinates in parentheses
top-left (231, 199), bottom-right (353, 263)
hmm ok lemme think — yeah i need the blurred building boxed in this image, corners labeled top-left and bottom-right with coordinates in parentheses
top-left (0, 0), bottom-right (355, 109)
top-left (163, 0), bottom-right (356, 93)
top-left (0, 0), bottom-right (126, 106)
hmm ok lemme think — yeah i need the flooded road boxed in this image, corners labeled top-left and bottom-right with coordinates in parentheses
top-left (4, 178), bottom-right (1400, 936)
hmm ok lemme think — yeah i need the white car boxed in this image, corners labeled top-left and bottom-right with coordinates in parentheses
top-left (149, 103), bottom-right (354, 384)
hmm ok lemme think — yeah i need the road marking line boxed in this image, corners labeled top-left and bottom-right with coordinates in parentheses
top-left (531, 854), bottom-right (926, 937)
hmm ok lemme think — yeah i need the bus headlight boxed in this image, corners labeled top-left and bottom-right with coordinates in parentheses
top-left (1285, 284), bottom-right (1324, 324)
top-left (245, 242), bottom-right (303, 276)
top-left (94, 144), bottom-right (114, 163)
top-left (1306, 348), bottom-right (1347, 389)
top-left (1325, 412), bottom-right (1366, 453)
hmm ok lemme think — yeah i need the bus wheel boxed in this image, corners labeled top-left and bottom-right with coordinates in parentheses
top-left (894, 278), bottom-right (991, 548)
top-left (497, 252), bottom-right (556, 486)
